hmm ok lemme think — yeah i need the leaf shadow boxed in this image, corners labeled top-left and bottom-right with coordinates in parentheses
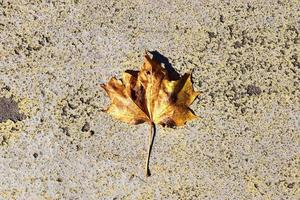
top-left (149, 50), bottom-right (180, 80)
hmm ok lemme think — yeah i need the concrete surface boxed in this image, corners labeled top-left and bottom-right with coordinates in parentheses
top-left (1, 0), bottom-right (300, 199)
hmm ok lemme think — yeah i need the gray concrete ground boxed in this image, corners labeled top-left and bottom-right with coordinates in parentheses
top-left (0, 0), bottom-right (300, 199)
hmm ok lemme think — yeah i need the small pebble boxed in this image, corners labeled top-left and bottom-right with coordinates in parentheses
top-left (33, 153), bottom-right (38, 158)
top-left (81, 122), bottom-right (90, 132)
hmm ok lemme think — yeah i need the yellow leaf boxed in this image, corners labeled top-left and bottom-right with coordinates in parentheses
top-left (101, 51), bottom-right (199, 176)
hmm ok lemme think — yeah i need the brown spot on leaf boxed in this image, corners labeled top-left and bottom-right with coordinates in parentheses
top-left (169, 94), bottom-right (177, 104)
top-left (131, 89), bottom-right (137, 101)
top-left (159, 118), bottom-right (176, 128)
top-left (133, 119), bottom-right (145, 125)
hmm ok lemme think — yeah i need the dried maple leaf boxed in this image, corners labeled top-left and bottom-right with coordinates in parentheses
top-left (101, 51), bottom-right (199, 176)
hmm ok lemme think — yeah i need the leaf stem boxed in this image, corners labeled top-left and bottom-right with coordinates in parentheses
top-left (146, 122), bottom-right (156, 177)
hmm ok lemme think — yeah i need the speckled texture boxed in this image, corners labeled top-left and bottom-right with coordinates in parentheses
top-left (1, 0), bottom-right (300, 199)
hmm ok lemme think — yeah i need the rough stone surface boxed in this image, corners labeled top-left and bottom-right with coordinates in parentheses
top-left (0, 0), bottom-right (300, 199)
